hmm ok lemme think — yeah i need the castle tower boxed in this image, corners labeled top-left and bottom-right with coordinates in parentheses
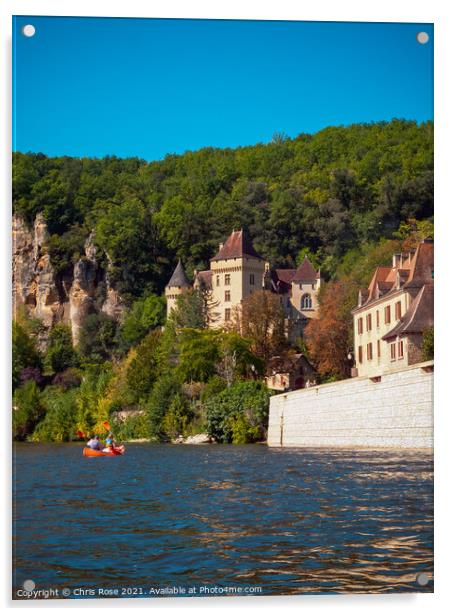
top-left (209, 229), bottom-right (266, 327)
top-left (290, 255), bottom-right (322, 320)
top-left (165, 260), bottom-right (191, 317)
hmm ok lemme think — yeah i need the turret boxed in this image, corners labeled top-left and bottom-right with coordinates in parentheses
top-left (165, 260), bottom-right (191, 316)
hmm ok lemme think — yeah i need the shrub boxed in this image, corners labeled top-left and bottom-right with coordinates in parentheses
top-left (13, 380), bottom-right (46, 440)
top-left (204, 380), bottom-right (271, 444)
top-left (32, 388), bottom-right (79, 442)
top-left (52, 367), bottom-right (83, 391)
top-left (146, 373), bottom-right (183, 439)
top-left (162, 394), bottom-right (193, 439)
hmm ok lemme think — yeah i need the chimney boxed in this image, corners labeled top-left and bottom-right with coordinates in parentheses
top-left (219, 242), bottom-right (224, 251)
top-left (392, 254), bottom-right (400, 268)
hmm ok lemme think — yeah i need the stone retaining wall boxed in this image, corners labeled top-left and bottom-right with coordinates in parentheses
top-left (267, 361), bottom-right (433, 448)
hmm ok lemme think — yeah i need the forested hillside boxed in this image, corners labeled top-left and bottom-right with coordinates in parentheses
top-left (12, 119), bottom-right (434, 443)
top-left (13, 119), bottom-right (433, 299)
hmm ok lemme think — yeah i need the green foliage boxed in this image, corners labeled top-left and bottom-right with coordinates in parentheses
top-left (161, 394), bottom-right (193, 439)
top-left (45, 324), bottom-right (78, 374)
top-left (204, 380), bottom-right (271, 444)
top-left (76, 365), bottom-right (113, 435)
top-left (171, 290), bottom-right (207, 329)
top-left (200, 375), bottom-right (228, 402)
top-left (78, 313), bottom-right (117, 363)
top-left (422, 327), bottom-right (434, 361)
top-left (125, 330), bottom-right (162, 401)
top-left (177, 329), bottom-right (220, 383)
top-left (112, 414), bottom-right (150, 441)
top-left (146, 373), bottom-right (183, 439)
top-left (12, 321), bottom-right (42, 390)
top-left (32, 387), bottom-right (79, 442)
top-left (13, 380), bottom-right (46, 440)
top-left (119, 293), bottom-right (166, 349)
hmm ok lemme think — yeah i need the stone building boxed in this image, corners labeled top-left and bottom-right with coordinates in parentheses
top-left (165, 229), bottom-right (322, 338)
top-left (264, 255), bottom-right (322, 341)
top-left (352, 239), bottom-right (434, 378)
top-left (265, 351), bottom-right (317, 392)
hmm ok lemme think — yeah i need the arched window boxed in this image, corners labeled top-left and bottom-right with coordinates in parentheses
top-left (301, 293), bottom-right (312, 310)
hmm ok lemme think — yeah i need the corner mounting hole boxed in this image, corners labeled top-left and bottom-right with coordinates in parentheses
top-left (416, 32), bottom-right (429, 45)
top-left (22, 24), bottom-right (36, 38)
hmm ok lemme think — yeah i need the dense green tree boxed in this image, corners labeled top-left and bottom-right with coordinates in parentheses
top-left (13, 380), bottom-right (46, 440)
top-left (126, 330), bottom-right (162, 400)
top-left (177, 329), bottom-right (220, 383)
top-left (146, 373), bottom-right (183, 439)
top-left (12, 321), bottom-right (42, 390)
top-left (78, 313), bottom-right (117, 363)
top-left (119, 293), bottom-right (166, 350)
top-left (13, 120), bottom-right (433, 299)
top-left (45, 324), bottom-right (78, 374)
top-left (32, 388), bottom-right (79, 442)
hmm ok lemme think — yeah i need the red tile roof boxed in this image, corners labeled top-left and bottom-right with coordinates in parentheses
top-left (211, 229), bottom-right (264, 261)
top-left (292, 256), bottom-right (318, 282)
top-left (357, 239), bottom-right (434, 310)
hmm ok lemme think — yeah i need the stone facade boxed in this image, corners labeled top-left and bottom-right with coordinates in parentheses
top-left (165, 229), bottom-right (322, 337)
top-left (267, 361), bottom-right (433, 449)
top-left (352, 239), bottom-right (433, 377)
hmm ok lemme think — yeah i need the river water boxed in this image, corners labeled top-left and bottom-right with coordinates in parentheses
top-left (13, 443), bottom-right (433, 598)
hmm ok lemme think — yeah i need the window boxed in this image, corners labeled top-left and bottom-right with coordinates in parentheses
top-left (216, 275), bottom-right (220, 287)
top-left (377, 340), bottom-right (381, 358)
top-left (358, 346), bottom-right (363, 363)
top-left (225, 290), bottom-right (231, 302)
top-left (367, 343), bottom-right (373, 361)
top-left (358, 317), bottom-right (363, 335)
top-left (395, 301), bottom-right (402, 320)
top-left (225, 308), bottom-right (231, 322)
top-left (384, 305), bottom-right (391, 324)
top-left (390, 343), bottom-right (396, 360)
top-left (398, 340), bottom-right (404, 358)
top-left (250, 274), bottom-right (255, 285)
top-left (376, 310), bottom-right (380, 328)
top-left (225, 274), bottom-right (231, 285)
top-left (301, 294), bottom-right (312, 310)
top-left (366, 313), bottom-right (372, 332)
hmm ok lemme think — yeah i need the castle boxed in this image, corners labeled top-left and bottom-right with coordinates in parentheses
top-left (352, 238), bottom-right (434, 377)
top-left (165, 229), bottom-right (322, 339)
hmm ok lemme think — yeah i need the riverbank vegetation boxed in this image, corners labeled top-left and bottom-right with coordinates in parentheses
top-left (12, 120), bottom-right (433, 442)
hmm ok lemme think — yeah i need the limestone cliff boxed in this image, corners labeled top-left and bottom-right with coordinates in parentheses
top-left (12, 214), bottom-right (125, 347)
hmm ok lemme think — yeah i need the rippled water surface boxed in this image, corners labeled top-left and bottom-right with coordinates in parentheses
top-left (13, 443), bottom-right (433, 597)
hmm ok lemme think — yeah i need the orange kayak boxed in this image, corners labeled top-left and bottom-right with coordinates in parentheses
top-left (83, 445), bottom-right (125, 457)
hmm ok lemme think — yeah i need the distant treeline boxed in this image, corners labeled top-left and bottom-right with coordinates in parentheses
top-left (13, 119), bottom-right (433, 301)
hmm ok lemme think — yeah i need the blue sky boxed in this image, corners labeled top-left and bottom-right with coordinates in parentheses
top-left (13, 17), bottom-right (433, 161)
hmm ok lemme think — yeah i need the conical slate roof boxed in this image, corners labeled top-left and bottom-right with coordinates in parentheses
top-left (166, 260), bottom-right (190, 288)
top-left (292, 256), bottom-right (318, 282)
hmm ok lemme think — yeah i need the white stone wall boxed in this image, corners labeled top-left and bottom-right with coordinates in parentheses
top-left (267, 361), bottom-right (433, 449)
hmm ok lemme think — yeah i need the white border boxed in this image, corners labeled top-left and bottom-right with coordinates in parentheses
top-left (1, 1), bottom-right (451, 614)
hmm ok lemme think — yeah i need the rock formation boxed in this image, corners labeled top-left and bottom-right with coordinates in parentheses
top-left (12, 214), bottom-right (125, 347)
